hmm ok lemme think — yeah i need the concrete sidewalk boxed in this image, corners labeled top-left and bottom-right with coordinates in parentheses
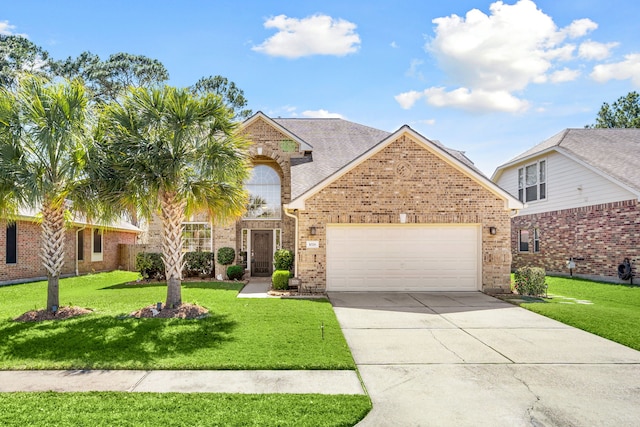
top-left (0, 369), bottom-right (365, 394)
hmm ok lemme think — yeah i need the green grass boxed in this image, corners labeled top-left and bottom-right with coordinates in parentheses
top-left (0, 271), bottom-right (355, 370)
top-left (0, 392), bottom-right (372, 427)
top-left (518, 276), bottom-right (640, 351)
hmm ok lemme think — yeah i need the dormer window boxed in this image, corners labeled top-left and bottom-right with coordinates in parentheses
top-left (518, 160), bottom-right (546, 202)
top-left (244, 165), bottom-right (281, 219)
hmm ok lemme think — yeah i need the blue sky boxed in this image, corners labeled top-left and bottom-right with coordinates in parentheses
top-left (2, 0), bottom-right (640, 175)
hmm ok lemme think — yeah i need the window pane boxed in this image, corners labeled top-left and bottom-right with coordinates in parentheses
top-left (6, 223), bottom-right (17, 264)
top-left (526, 185), bottom-right (538, 202)
top-left (77, 230), bottom-right (84, 261)
top-left (539, 161), bottom-right (546, 182)
top-left (245, 165), bottom-right (281, 219)
top-left (519, 230), bottom-right (529, 252)
top-left (93, 229), bottom-right (102, 253)
top-left (539, 183), bottom-right (546, 199)
top-left (182, 223), bottom-right (212, 252)
top-left (534, 229), bottom-right (540, 253)
top-left (518, 168), bottom-right (524, 189)
top-left (518, 188), bottom-right (523, 202)
top-left (525, 164), bottom-right (537, 186)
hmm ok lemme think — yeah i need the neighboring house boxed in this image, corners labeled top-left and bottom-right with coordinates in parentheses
top-left (147, 112), bottom-right (522, 293)
top-left (0, 209), bottom-right (139, 285)
top-left (492, 128), bottom-right (640, 282)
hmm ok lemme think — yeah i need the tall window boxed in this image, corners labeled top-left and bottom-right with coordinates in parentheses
top-left (183, 222), bottom-right (212, 252)
top-left (91, 228), bottom-right (103, 262)
top-left (6, 223), bottom-right (17, 264)
top-left (244, 165), bottom-right (281, 219)
top-left (518, 160), bottom-right (546, 202)
top-left (533, 228), bottom-right (540, 253)
top-left (77, 229), bottom-right (84, 261)
top-left (519, 230), bottom-right (529, 252)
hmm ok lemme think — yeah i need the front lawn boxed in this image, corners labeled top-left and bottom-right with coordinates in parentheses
top-left (0, 271), bottom-right (355, 370)
top-left (518, 276), bottom-right (640, 351)
top-left (0, 392), bottom-right (371, 427)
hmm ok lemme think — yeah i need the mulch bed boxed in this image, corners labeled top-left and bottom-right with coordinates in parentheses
top-left (129, 303), bottom-right (209, 319)
top-left (13, 303), bottom-right (209, 322)
top-left (14, 306), bottom-right (93, 322)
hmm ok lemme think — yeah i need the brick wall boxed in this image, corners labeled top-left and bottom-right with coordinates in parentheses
top-left (296, 134), bottom-right (513, 292)
top-left (0, 219), bottom-right (137, 284)
top-left (512, 199), bottom-right (639, 282)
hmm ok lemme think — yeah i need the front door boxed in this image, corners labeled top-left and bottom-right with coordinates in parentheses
top-left (251, 230), bottom-right (273, 277)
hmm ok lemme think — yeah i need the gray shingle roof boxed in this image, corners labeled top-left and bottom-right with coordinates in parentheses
top-left (273, 118), bottom-right (482, 199)
top-left (273, 118), bottom-right (391, 199)
top-left (501, 128), bottom-right (640, 193)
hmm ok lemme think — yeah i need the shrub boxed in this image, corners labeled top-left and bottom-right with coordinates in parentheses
top-left (183, 251), bottom-right (214, 277)
top-left (226, 265), bottom-right (245, 281)
top-left (513, 266), bottom-right (547, 296)
top-left (272, 269), bottom-right (290, 290)
top-left (217, 247), bottom-right (235, 266)
top-left (135, 252), bottom-right (165, 280)
top-left (274, 249), bottom-right (294, 271)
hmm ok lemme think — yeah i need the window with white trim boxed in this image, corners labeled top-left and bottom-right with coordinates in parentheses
top-left (244, 165), bottom-right (281, 219)
top-left (182, 222), bottom-right (212, 252)
top-left (6, 223), bottom-right (17, 264)
top-left (518, 160), bottom-right (546, 202)
top-left (91, 228), bottom-right (103, 262)
top-left (533, 228), bottom-right (540, 253)
top-left (518, 230), bottom-right (529, 252)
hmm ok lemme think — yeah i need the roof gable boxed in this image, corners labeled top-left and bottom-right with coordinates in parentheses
top-left (492, 128), bottom-right (640, 195)
top-left (286, 125), bottom-right (522, 210)
top-left (242, 112), bottom-right (313, 152)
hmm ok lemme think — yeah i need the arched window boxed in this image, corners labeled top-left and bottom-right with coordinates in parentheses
top-left (244, 165), bottom-right (281, 219)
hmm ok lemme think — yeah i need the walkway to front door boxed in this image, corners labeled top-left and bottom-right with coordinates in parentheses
top-left (251, 230), bottom-right (273, 277)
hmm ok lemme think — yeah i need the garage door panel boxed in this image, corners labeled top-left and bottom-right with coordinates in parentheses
top-left (326, 225), bottom-right (479, 292)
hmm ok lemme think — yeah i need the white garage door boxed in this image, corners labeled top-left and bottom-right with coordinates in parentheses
top-left (326, 224), bottom-right (480, 291)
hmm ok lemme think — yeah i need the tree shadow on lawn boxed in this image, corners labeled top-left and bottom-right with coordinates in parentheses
top-left (0, 313), bottom-right (237, 369)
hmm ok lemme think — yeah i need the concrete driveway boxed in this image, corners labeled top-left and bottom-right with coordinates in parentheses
top-left (329, 292), bottom-right (640, 427)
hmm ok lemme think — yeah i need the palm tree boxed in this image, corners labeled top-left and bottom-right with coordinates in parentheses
top-left (96, 85), bottom-right (250, 308)
top-left (0, 76), bottom-right (92, 312)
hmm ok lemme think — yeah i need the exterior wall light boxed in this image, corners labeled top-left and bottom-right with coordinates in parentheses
top-left (489, 226), bottom-right (497, 235)
top-left (309, 226), bottom-right (317, 235)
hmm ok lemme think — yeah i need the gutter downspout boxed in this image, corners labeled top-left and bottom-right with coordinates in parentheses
top-left (283, 207), bottom-right (299, 277)
top-left (75, 226), bottom-right (85, 276)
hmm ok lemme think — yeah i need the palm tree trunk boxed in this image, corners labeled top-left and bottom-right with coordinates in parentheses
top-left (40, 200), bottom-right (66, 312)
top-left (160, 190), bottom-right (186, 308)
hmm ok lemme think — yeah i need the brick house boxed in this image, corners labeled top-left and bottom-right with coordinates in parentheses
top-left (1, 209), bottom-right (139, 285)
top-left (147, 112), bottom-right (521, 293)
top-left (492, 128), bottom-right (640, 282)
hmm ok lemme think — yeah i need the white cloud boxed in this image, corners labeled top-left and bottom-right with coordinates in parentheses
top-left (405, 59), bottom-right (424, 79)
top-left (0, 20), bottom-right (26, 37)
top-left (397, 0), bottom-right (612, 113)
top-left (561, 18), bottom-right (597, 39)
top-left (301, 109), bottom-right (345, 118)
top-left (578, 40), bottom-right (618, 60)
top-left (550, 67), bottom-right (581, 83)
top-left (395, 90), bottom-right (424, 109)
top-left (390, 41), bottom-right (398, 48)
top-left (591, 53), bottom-right (640, 86)
top-left (423, 87), bottom-right (529, 113)
top-left (252, 14), bottom-right (361, 58)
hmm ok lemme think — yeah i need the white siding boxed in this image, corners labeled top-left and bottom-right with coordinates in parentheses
top-left (496, 152), bottom-right (637, 215)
